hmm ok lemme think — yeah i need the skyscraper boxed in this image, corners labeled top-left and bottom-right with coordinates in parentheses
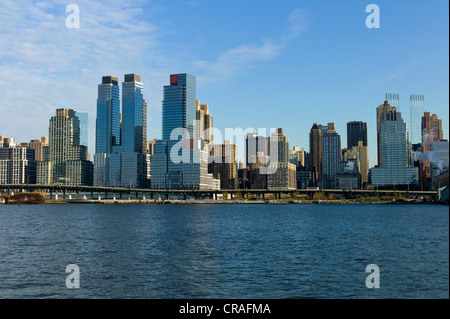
top-left (347, 121), bottom-right (367, 149)
top-left (245, 132), bottom-right (268, 168)
top-left (76, 112), bottom-right (89, 148)
top-left (208, 141), bottom-right (238, 189)
top-left (151, 73), bottom-right (218, 190)
top-left (321, 123), bottom-right (341, 188)
top-left (196, 101), bottom-right (213, 146)
top-left (95, 76), bottom-right (120, 154)
top-left (376, 100), bottom-right (397, 167)
top-left (410, 94), bottom-right (425, 145)
top-left (351, 141), bottom-right (369, 187)
top-left (370, 110), bottom-right (419, 187)
top-left (267, 128), bottom-right (296, 190)
top-left (94, 74), bottom-right (149, 188)
top-left (421, 112), bottom-right (443, 146)
top-left (37, 109), bottom-right (93, 186)
top-left (309, 123), bottom-right (322, 184)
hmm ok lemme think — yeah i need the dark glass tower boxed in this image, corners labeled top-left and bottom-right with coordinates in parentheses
top-left (347, 121), bottom-right (367, 149)
top-left (95, 76), bottom-right (120, 154)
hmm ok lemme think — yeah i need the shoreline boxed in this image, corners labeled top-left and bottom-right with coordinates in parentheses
top-left (34, 198), bottom-right (441, 205)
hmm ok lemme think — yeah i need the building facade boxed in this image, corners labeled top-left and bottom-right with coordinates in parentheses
top-left (347, 121), bottom-right (367, 149)
top-left (370, 110), bottom-right (418, 187)
top-left (267, 128), bottom-right (296, 190)
top-left (321, 123), bottom-right (341, 188)
top-left (410, 94), bottom-right (425, 145)
top-left (150, 73), bottom-right (219, 190)
top-left (93, 74), bottom-right (150, 188)
top-left (309, 123), bottom-right (322, 184)
top-left (37, 109), bottom-right (93, 186)
top-left (0, 138), bottom-right (36, 184)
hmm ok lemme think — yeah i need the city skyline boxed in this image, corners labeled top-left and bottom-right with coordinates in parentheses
top-left (0, 0), bottom-right (448, 169)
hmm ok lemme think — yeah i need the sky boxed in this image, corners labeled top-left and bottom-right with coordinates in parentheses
top-left (0, 0), bottom-right (448, 167)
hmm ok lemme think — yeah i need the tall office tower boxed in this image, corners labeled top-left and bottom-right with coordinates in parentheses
top-left (347, 121), bottom-right (367, 149)
top-left (267, 128), bottom-right (296, 190)
top-left (196, 100), bottom-right (213, 146)
top-left (110, 74), bottom-right (149, 188)
top-left (245, 132), bottom-right (268, 168)
top-left (95, 76), bottom-right (120, 154)
top-left (370, 110), bottom-right (419, 187)
top-left (309, 124), bottom-right (322, 184)
top-left (151, 73), bottom-right (218, 190)
top-left (351, 141), bottom-right (369, 187)
top-left (37, 109), bottom-right (93, 186)
top-left (410, 94), bottom-right (425, 145)
top-left (121, 74), bottom-right (146, 154)
top-left (93, 76), bottom-right (120, 186)
top-left (75, 112), bottom-right (89, 147)
top-left (0, 138), bottom-right (36, 184)
top-left (208, 141), bottom-right (238, 189)
top-left (376, 100), bottom-right (397, 167)
top-left (385, 93), bottom-right (400, 111)
top-left (321, 123), bottom-right (341, 188)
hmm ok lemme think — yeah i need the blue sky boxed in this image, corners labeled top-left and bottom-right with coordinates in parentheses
top-left (0, 0), bottom-right (448, 167)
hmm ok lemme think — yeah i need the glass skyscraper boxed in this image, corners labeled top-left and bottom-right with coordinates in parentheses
top-left (410, 94), bottom-right (424, 145)
top-left (94, 74), bottom-right (150, 188)
top-left (95, 76), bottom-right (120, 154)
top-left (76, 112), bottom-right (89, 148)
top-left (370, 110), bottom-right (419, 186)
top-left (151, 73), bottom-right (218, 190)
top-left (321, 123), bottom-right (341, 188)
top-left (347, 121), bottom-right (367, 149)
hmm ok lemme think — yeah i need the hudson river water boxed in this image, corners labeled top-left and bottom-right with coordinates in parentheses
top-left (0, 204), bottom-right (448, 299)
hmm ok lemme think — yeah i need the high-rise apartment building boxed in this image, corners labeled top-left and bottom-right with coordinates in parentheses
top-left (267, 128), bottom-right (296, 190)
top-left (410, 94), bottom-right (425, 145)
top-left (37, 109), bottom-right (93, 186)
top-left (0, 138), bottom-right (36, 184)
top-left (421, 112), bottom-right (443, 146)
top-left (347, 121), bottom-right (367, 149)
top-left (208, 141), bottom-right (238, 189)
top-left (321, 123), bottom-right (341, 188)
top-left (20, 137), bottom-right (49, 161)
top-left (351, 141), bottom-right (369, 187)
top-left (245, 132), bottom-right (268, 168)
top-left (196, 101), bottom-right (213, 146)
top-left (370, 110), bottom-right (418, 187)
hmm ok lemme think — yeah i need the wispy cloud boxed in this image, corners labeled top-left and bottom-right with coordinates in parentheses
top-left (193, 8), bottom-right (310, 84)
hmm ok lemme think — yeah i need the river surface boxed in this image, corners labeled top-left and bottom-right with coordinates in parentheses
top-left (0, 204), bottom-right (448, 299)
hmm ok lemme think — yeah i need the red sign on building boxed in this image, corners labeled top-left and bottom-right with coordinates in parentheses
top-left (170, 74), bottom-right (178, 85)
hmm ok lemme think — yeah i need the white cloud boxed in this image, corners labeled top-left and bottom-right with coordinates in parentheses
top-left (192, 8), bottom-right (309, 84)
